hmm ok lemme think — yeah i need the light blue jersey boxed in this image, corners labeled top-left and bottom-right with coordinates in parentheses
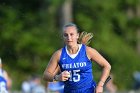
top-left (59, 44), bottom-right (96, 93)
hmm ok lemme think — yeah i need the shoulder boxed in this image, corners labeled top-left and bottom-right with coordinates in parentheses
top-left (51, 48), bottom-right (63, 60)
top-left (0, 69), bottom-right (8, 80)
top-left (53, 48), bottom-right (62, 56)
top-left (85, 45), bottom-right (99, 59)
top-left (85, 45), bottom-right (97, 53)
top-left (0, 69), bottom-right (7, 76)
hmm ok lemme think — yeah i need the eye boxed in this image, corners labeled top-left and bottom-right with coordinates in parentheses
top-left (70, 33), bottom-right (74, 36)
top-left (63, 33), bottom-right (68, 37)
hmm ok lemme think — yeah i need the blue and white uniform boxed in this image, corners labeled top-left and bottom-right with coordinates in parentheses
top-left (0, 69), bottom-right (8, 93)
top-left (59, 44), bottom-right (96, 93)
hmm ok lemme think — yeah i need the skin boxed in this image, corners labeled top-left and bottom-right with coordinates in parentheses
top-left (43, 26), bottom-right (111, 93)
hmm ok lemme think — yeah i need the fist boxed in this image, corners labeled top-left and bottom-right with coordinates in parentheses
top-left (60, 71), bottom-right (70, 81)
top-left (64, 71), bottom-right (71, 78)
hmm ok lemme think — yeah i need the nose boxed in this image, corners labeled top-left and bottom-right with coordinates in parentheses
top-left (67, 34), bottom-right (71, 40)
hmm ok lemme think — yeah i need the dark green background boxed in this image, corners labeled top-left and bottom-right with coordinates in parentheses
top-left (0, 0), bottom-right (140, 91)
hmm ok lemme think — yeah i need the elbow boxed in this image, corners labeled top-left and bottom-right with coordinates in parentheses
top-left (104, 63), bottom-right (111, 71)
top-left (42, 71), bottom-right (49, 81)
top-left (42, 71), bottom-right (54, 82)
top-left (42, 73), bottom-right (47, 81)
top-left (107, 63), bottom-right (111, 71)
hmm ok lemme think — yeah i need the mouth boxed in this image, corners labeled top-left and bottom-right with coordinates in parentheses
top-left (67, 41), bottom-right (72, 42)
top-left (66, 41), bottom-right (73, 44)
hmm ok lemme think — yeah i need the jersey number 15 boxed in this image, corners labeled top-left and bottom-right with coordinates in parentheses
top-left (68, 70), bottom-right (80, 82)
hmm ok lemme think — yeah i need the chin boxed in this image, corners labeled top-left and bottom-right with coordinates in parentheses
top-left (66, 42), bottom-right (73, 46)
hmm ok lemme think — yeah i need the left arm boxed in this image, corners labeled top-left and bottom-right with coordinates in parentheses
top-left (86, 46), bottom-right (111, 92)
top-left (3, 71), bottom-right (12, 90)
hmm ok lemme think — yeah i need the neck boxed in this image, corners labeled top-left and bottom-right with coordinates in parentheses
top-left (67, 44), bottom-right (79, 54)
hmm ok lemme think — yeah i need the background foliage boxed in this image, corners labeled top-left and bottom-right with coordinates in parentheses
top-left (0, 0), bottom-right (140, 91)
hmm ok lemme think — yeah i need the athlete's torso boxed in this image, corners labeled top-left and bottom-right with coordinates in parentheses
top-left (59, 44), bottom-right (94, 90)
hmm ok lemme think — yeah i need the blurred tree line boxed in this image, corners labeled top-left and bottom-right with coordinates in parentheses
top-left (0, 0), bottom-right (140, 91)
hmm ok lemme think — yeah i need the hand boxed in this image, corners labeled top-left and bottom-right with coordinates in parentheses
top-left (57, 71), bottom-right (70, 81)
top-left (95, 86), bottom-right (103, 93)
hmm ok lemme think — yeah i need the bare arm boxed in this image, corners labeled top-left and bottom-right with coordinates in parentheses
top-left (3, 71), bottom-right (12, 89)
top-left (43, 49), bottom-right (61, 82)
top-left (86, 46), bottom-right (111, 92)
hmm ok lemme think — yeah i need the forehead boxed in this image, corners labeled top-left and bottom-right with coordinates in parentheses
top-left (63, 26), bottom-right (77, 33)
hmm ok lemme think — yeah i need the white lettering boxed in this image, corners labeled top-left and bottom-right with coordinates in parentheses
top-left (62, 62), bottom-right (87, 69)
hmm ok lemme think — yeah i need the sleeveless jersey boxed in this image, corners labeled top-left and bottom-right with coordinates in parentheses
top-left (59, 44), bottom-right (95, 91)
top-left (0, 69), bottom-right (8, 93)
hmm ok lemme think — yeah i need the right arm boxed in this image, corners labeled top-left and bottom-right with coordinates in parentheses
top-left (43, 49), bottom-right (71, 82)
top-left (43, 49), bottom-right (61, 82)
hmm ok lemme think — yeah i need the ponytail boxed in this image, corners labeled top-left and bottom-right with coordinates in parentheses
top-left (78, 31), bottom-right (93, 45)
